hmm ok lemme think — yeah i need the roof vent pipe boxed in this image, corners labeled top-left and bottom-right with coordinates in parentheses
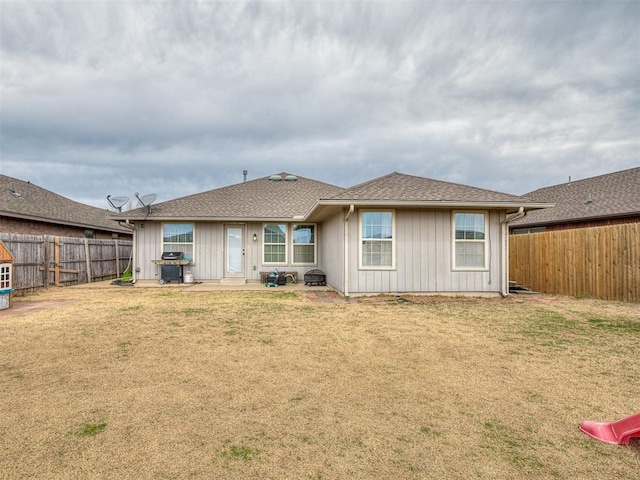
top-left (243, 170), bottom-right (248, 182)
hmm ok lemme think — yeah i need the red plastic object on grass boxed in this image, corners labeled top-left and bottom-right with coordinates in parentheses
top-left (579, 412), bottom-right (640, 445)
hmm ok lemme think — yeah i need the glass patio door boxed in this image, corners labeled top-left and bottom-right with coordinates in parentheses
top-left (225, 225), bottom-right (245, 277)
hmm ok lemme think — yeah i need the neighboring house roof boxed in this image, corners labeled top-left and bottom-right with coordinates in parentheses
top-left (0, 174), bottom-right (130, 233)
top-left (118, 173), bottom-right (346, 221)
top-left (510, 166), bottom-right (640, 228)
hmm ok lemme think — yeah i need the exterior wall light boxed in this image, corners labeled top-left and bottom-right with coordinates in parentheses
top-left (253, 233), bottom-right (257, 241)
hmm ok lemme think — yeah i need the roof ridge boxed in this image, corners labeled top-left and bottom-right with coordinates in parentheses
top-left (333, 171), bottom-right (530, 200)
top-left (145, 172), bottom-right (344, 209)
top-left (335, 171), bottom-right (399, 192)
top-left (118, 171), bottom-right (346, 219)
top-left (526, 166), bottom-right (640, 195)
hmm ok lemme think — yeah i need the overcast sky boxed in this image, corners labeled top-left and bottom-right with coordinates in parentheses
top-left (1, 1), bottom-right (638, 209)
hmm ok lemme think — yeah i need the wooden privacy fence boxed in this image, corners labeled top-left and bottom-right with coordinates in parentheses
top-left (0, 233), bottom-right (133, 295)
top-left (509, 223), bottom-right (639, 303)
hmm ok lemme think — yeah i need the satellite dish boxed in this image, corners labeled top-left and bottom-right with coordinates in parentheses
top-left (135, 192), bottom-right (157, 213)
top-left (107, 195), bottom-right (130, 212)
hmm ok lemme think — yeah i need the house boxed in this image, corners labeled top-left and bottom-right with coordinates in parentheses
top-left (0, 174), bottom-right (132, 240)
top-left (510, 166), bottom-right (640, 234)
top-left (116, 172), bottom-right (549, 296)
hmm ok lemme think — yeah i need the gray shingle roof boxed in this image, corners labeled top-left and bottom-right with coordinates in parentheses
top-left (119, 173), bottom-right (345, 220)
top-left (511, 166), bottom-right (640, 227)
top-left (121, 171), bottom-right (549, 221)
top-left (325, 172), bottom-right (539, 204)
top-left (0, 174), bottom-right (130, 233)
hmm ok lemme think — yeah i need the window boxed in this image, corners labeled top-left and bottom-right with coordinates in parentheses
top-left (85, 230), bottom-right (94, 239)
top-left (292, 224), bottom-right (316, 264)
top-left (0, 264), bottom-right (10, 289)
top-left (360, 211), bottom-right (395, 269)
top-left (263, 224), bottom-right (287, 263)
top-left (453, 212), bottom-right (487, 269)
top-left (512, 227), bottom-right (546, 235)
top-left (162, 223), bottom-right (194, 261)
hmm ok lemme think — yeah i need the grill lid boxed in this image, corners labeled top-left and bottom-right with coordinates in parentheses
top-left (161, 251), bottom-right (184, 260)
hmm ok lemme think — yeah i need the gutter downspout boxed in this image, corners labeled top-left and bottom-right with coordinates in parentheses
top-left (121, 219), bottom-right (137, 283)
top-left (344, 205), bottom-right (355, 298)
top-left (500, 207), bottom-right (525, 297)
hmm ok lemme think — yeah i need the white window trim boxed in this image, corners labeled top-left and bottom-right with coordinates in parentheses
top-left (451, 210), bottom-right (489, 271)
top-left (0, 263), bottom-right (11, 290)
top-left (358, 209), bottom-right (396, 270)
top-left (161, 222), bottom-right (196, 261)
top-left (263, 223), bottom-right (288, 265)
top-left (291, 223), bottom-right (317, 266)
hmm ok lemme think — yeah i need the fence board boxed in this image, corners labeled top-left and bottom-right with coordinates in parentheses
top-left (509, 224), bottom-right (639, 303)
top-left (0, 233), bottom-right (46, 292)
top-left (0, 233), bottom-right (132, 295)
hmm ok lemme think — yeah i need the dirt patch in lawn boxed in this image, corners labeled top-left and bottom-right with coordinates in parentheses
top-left (1, 288), bottom-right (638, 479)
top-left (305, 291), bottom-right (344, 303)
top-left (0, 299), bottom-right (71, 317)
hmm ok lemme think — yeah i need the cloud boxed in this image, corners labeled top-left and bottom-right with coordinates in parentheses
top-left (1, 1), bottom-right (638, 206)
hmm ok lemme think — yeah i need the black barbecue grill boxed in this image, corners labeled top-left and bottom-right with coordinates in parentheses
top-left (161, 252), bottom-right (184, 261)
top-left (153, 252), bottom-right (189, 284)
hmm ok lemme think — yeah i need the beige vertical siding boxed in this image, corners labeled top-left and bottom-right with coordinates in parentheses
top-left (134, 209), bottom-right (505, 292)
top-left (135, 222), bottom-right (161, 281)
top-left (345, 208), bottom-right (503, 295)
top-left (135, 222), bottom-right (224, 281)
top-left (317, 211), bottom-right (345, 290)
top-left (245, 223), bottom-right (262, 282)
top-left (137, 221), bottom-right (324, 282)
top-left (194, 223), bottom-right (223, 280)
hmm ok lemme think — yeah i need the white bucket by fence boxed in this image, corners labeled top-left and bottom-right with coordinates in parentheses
top-left (184, 272), bottom-right (194, 284)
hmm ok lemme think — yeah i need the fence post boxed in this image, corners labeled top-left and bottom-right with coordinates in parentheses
top-left (54, 237), bottom-right (62, 286)
top-left (43, 235), bottom-right (50, 289)
top-left (115, 239), bottom-right (120, 276)
top-left (84, 238), bottom-right (92, 283)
